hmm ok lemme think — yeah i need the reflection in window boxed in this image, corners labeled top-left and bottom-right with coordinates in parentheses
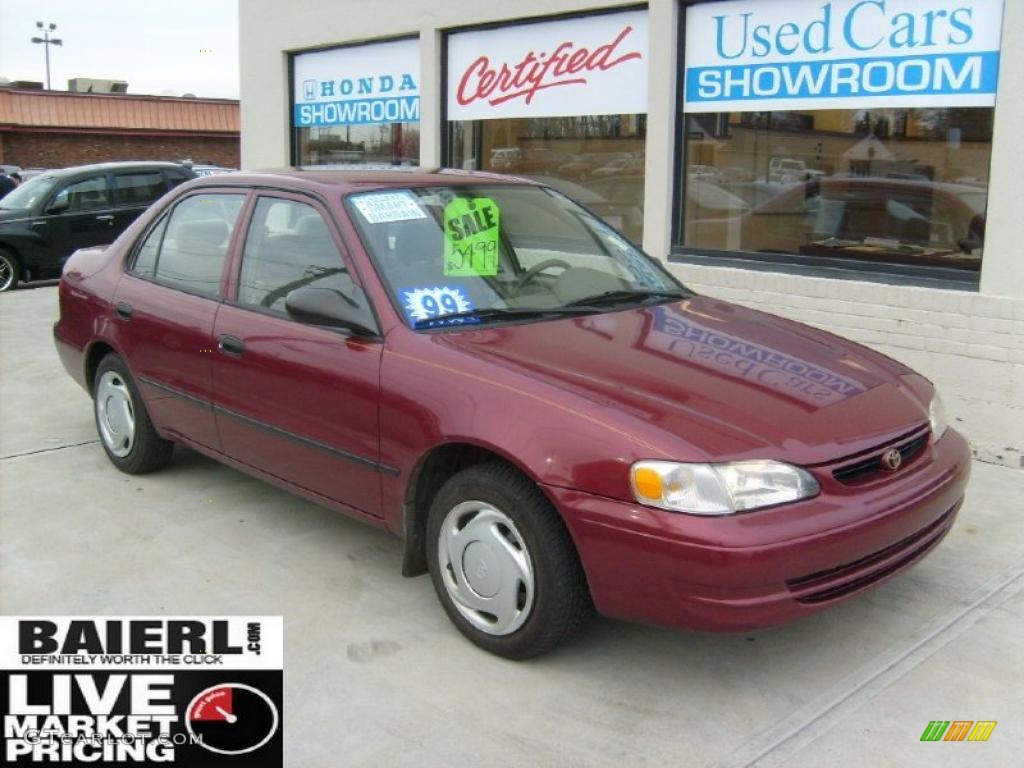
top-left (151, 194), bottom-right (246, 297)
top-left (54, 176), bottom-right (111, 212)
top-left (114, 173), bottom-right (166, 206)
top-left (238, 198), bottom-right (349, 313)
top-left (131, 215), bottom-right (168, 278)
top-left (449, 115), bottom-right (646, 244)
top-left (679, 108), bottom-right (992, 272)
top-left (294, 123), bottom-right (419, 166)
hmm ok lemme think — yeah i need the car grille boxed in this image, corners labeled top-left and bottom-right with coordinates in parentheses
top-left (787, 502), bottom-right (959, 605)
top-left (831, 425), bottom-right (930, 485)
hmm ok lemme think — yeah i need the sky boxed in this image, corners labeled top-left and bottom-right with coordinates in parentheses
top-left (0, 0), bottom-right (240, 99)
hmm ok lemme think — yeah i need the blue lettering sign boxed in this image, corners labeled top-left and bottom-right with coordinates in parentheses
top-left (295, 96), bottom-right (421, 127)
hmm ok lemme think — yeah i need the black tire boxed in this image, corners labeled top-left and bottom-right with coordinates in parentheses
top-left (0, 249), bottom-right (19, 292)
top-left (426, 462), bottom-right (592, 659)
top-left (93, 354), bottom-right (174, 474)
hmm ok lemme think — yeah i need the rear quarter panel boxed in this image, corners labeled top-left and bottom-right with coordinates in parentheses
top-left (54, 184), bottom-right (178, 390)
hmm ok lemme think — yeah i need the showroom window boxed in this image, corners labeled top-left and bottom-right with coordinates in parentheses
top-left (675, 0), bottom-right (1003, 280)
top-left (445, 8), bottom-right (649, 244)
top-left (292, 37), bottom-right (420, 166)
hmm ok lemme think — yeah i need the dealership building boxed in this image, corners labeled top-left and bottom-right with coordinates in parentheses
top-left (239, 0), bottom-right (1023, 468)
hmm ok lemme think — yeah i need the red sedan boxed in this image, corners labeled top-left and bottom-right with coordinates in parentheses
top-left (53, 169), bottom-right (970, 659)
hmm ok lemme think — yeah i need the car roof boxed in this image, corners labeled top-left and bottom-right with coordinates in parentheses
top-left (185, 166), bottom-right (536, 194)
top-left (41, 161), bottom-right (191, 178)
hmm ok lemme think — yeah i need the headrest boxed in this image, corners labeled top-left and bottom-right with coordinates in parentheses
top-left (177, 219), bottom-right (229, 253)
top-left (295, 214), bottom-right (330, 240)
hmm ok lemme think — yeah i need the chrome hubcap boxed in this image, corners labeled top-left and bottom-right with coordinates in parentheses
top-left (96, 371), bottom-right (136, 457)
top-left (0, 256), bottom-right (12, 291)
top-left (438, 501), bottom-right (535, 636)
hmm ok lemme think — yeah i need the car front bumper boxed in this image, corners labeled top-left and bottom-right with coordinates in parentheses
top-left (545, 429), bottom-right (971, 632)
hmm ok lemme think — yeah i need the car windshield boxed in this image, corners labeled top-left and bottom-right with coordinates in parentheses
top-left (346, 184), bottom-right (688, 329)
top-left (0, 174), bottom-right (59, 211)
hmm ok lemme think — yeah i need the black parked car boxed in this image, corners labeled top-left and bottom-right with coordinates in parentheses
top-left (0, 162), bottom-right (196, 291)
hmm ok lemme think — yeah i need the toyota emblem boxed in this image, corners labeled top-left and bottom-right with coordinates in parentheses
top-left (881, 448), bottom-right (902, 471)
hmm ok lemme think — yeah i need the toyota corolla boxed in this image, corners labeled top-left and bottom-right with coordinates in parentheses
top-left (53, 169), bottom-right (970, 659)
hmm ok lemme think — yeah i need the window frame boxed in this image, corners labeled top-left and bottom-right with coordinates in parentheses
top-left (128, 210), bottom-right (170, 279)
top-left (233, 192), bottom-right (354, 318)
top-left (670, 0), bottom-right (989, 291)
top-left (225, 188), bottom-right (384, 336)
top-left (287, 34), bottom-right (422, 168)
top-left (46, 173), bottom-right (115, 214)
top-left (439, 4), bottom-right (649, 167)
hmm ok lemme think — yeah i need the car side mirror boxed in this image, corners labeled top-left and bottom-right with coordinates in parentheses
top-left (285, 285), bottom-right (377, 336)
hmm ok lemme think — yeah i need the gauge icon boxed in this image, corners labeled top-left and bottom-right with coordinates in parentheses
top-left (185, 683), bottom-right (280, 756)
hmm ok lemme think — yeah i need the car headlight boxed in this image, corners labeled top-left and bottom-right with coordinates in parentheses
top-left (929, 391), bottom-right (949, 441)
top-left (631, 460), bottom-right (820, 515)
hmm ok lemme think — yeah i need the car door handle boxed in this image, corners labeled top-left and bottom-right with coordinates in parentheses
top-left (95, 214), bottom-right (114, 223)
top-left (115, 302), bottom-right (133, 321)
top-left (217, 335), bottom-right (245, 357)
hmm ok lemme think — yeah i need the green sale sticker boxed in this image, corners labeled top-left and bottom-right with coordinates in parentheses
top-left (443, 197), bottom-right (500, 276)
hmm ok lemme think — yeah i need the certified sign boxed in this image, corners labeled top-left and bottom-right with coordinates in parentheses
top-left (447, 9), bottom-right (649, 120)
top-left (683, 0), bottom-right (1004, 113)
top-left (293, 37), bottom-right (420, 127)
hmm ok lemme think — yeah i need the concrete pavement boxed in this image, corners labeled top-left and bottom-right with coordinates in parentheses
top-left (1, 285), bottom-right (1021, 767)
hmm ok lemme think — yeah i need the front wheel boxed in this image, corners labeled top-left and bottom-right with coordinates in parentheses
top-left (426, 462), bottom-right (592, 659)
top-left (93, 354), bottom-right (174, 474)
top-left (0, 250), bottom-right (19, 292)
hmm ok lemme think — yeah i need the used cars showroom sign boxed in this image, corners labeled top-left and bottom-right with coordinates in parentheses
top-left (447, 9), bottom-right (649, 120)
top-left (683, 0), bottom-right (1004, 112)
top-left (293, 37), bottom-right (420, 127)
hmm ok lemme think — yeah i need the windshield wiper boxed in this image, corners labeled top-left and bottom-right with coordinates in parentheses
top-left (413, 306), bottom-right (597, 329)
top-left (562, 289), bottom-right (689, 309)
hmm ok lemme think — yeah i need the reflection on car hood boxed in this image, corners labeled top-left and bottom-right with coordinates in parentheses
top-left (0, 208), bottom-right (34, 224)
top-left (438, 296), bottom-right (929, 464)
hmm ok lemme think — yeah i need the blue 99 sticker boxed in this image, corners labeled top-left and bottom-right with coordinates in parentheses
top-left (400, 286), bottom-right (477, 327)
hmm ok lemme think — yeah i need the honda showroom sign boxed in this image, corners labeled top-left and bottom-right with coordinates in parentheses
top-left (447, 9), bottom-right (649, 120)
top-left (293, 37), bottom-right (420, 127)
top-left (684, 0), bottom-right (1004, 113)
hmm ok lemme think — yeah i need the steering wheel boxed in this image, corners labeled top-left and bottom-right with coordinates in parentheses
top-left (509, 259), bottom-right (572, 297)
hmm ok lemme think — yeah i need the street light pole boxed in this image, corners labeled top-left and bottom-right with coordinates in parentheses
top-left (30, 22), bottom-right (63, 90)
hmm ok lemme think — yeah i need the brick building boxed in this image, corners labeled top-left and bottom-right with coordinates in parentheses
top-left (0, 87), bottom-right (239, 170)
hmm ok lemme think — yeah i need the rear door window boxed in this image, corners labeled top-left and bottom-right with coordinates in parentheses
top-left (114, 172), bottom-right (167, 206)
top-left (148, 193), bottom-right (246, 297)
top-left (131, 215), bottom-right (169, 278)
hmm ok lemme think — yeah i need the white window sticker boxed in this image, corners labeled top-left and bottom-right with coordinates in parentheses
top-left (351, 192), bottom-right (428, 224)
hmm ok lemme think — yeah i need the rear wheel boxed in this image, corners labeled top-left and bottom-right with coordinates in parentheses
top-left (0, 250), bottom-right (19, 292)
top-left (93, 354), bottom-right (174, 474)
top-left (426, 462), bottom-right (592, 659)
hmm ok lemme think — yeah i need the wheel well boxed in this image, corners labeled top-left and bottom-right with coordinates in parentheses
top-left (401, 443), bottom-right (515, 577)
top-left (84, 342), bottom-right (116, 393)
top-left (0, 243), bottom-right (21, 269)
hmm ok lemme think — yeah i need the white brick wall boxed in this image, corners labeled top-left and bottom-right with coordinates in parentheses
top-left (668, 263), bottom-right (1024, 469)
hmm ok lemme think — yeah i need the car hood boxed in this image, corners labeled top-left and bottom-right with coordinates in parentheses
top-left (437, 296), bottom-right (930, 464)
top-left (0, 208), bottom-right (35, 225)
